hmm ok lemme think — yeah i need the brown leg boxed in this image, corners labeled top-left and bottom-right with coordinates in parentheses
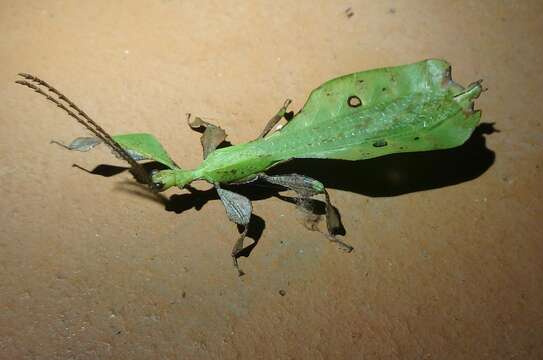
top-left (323, 190), bottom-right (353, 252)
top-left (231, 226), bottom-right (249, 276)
top-left (257, 99), bottom-right (292, 139)
top-left (260, 173), bottom-right (353, 252)
top-left (187, 114), bottom-right (227, 159)
top-left (215, 185), bottom-right (253, 276)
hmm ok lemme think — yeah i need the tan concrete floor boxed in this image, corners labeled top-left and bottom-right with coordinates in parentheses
top-left (1, 1), bottom-right (542, 359)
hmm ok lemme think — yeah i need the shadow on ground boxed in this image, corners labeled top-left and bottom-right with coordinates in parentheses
top-left (270, 122), bottom-right (497, 197)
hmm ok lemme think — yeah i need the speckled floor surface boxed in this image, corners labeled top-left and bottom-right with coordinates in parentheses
top-left (1, 1), bottom-right (542, 359)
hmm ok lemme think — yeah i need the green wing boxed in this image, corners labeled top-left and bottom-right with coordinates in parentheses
top-left (274, 59), bottom-right (482, 161)
top-left (113, 133), bottom-right (177, 169)
top-left (282, 59), bottom-right (462, 132)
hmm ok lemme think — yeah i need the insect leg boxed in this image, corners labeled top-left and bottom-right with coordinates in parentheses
top-left (260, 173), bottom-right (353, 252)
top-left (322, 190), bottom-right (353, 252)
top-left (257, 99), bottom-right (292, 139)
top-left (215, 184), bottom-right (253, 276)
top-left (186, 114), bottom-right (227, 159)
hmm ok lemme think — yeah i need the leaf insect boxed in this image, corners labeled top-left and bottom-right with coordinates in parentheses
top-left (16, 59), bottom-right (483, 275)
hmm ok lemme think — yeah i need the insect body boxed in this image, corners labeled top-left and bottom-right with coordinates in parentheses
top-left (16, 59), bottom-right (482, 275)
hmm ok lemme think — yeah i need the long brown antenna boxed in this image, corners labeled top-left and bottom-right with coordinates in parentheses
top-left (15, 73), bottom-right (153, 188)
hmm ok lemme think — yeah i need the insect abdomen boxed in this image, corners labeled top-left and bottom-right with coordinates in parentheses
top-left (263, 85), bottom-right (481, 161)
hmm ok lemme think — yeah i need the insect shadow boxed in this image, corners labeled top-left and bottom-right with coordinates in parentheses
top-left (271, 122), bottom-right (497, 197)
top-left (76, 122), bottom-right (496, 250)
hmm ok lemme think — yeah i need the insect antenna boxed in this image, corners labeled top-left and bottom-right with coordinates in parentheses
top-left (15, 73), bottom-right (153, 188)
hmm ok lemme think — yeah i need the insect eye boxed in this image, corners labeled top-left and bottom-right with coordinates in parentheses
top-left (152, 182), bottom-right (164, 191)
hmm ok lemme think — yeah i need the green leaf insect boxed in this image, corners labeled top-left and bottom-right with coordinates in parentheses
top-left (16, 59), bottom-right (483, 275)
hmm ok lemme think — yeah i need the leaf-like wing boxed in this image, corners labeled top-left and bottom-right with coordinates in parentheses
top-left (113, 133), bottom-right (177, 169)
top-left (283, 59), bottom-right (461, 132)
top-left (273, 59), bottom-right (482, 161)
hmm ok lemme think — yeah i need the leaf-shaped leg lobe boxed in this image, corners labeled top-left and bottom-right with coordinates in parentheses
top-left (51, 137), bottom-right (102, 152)
top-left (51, 136), bottom-right (152, 162)
top-left (259, 173), bottom-right (323, 197)
top-left (216, 185), bottom-right (253, 276)
top-left (260, 173), bottom-right (353, 252)
top-left (187, 114), bottom-right (227, 159)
